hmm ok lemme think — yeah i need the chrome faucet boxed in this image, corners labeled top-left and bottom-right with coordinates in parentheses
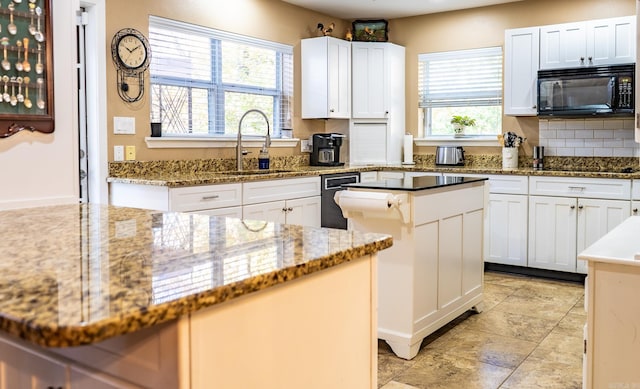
top-left (237, 109), bottom-right (271, 171)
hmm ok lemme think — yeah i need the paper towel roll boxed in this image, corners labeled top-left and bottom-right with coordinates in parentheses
top-left (403, 133), bottom-right (414, 165)
top-left (335, 191), bottom-right (395, 216)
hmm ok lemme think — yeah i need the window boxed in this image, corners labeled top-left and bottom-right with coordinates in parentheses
top-left (419, 47), bottom-right (502, 138)
top-left (148, 16), bottom-right (293, 138)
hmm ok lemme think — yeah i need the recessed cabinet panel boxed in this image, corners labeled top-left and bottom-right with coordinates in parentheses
top-left (504, 27), bottom-right (539, 116)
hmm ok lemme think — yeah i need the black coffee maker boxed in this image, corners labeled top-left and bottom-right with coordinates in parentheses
top-left (310, 133), bottom-right (345, 166)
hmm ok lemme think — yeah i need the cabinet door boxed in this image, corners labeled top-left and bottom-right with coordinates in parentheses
top-left (352, 43), bottom-right (388, 119)
top-left (540, 22), bottom-right (587, 69)
top-left (576, 198), bottom-right (630, 273)
top-left (70, 365), bottom-right (142, 389)
top-left (327, 38), bottom-right (351, 118)
top-left (486, 194), bottom-right (528, 267)
top-left (504, 27), bottom-right (539, 116)
top-left (243, 200), bottom-right (286, 224)
top-left (0, 336), bottom-right (68, 389)
top-left (528, 196), bottom-right (577, 272)
top-left (285, 196), bottom-right (321, 227)
top-left (587, 16), bottom-right (636, 66)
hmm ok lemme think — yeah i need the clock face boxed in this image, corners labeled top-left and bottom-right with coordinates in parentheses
top-left (116, 34), bottom-right (148, 69)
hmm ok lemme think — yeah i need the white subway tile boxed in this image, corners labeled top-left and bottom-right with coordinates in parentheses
top-left (624, 139), bottom-right (638, 148)
top-left (556, 129), bottom-right (575, 139)
top-left (603, 119), bottom-right (625, 129)
top-left (545, 147), bottom-right (557, 156)
top-left (556, 148), bottom-right (575, 156)
top-left (623, 119), bottom-right (635, 129)
top-left (613, 148), bottom-right (634, 157)
top-left (565, 139), bottom-right (585, 147)
top-left (574, 129), bottom-right (594, 139)
top-left (585, 120), bottom-right (605, 130)
top-left (603, 140), bottom-right (624, 148)
top-left (594, 129), bottom-right (614, 139)
top-left (538, 120), bottom-right (549, 131)
top-left (593, 148), bottom-right (613, 157)
top-left (564, 119), bottom-right (585, 130)
top-left (548, 120), bottom-right (567, 130)
top-left (574, 148), bottom-right (594, 157)
top-left (539, 129), bottom-right (557, 139)
top-left (584, 139), bottom-right (604, 148)
top-left (539, 139), bottom-right (549, 147)
top-left (614, 129), bottom-right (634, 139)
top-left (549, 139), bottom-right (566, 147)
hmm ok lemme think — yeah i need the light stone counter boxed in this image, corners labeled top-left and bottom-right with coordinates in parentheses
top-left (0, 203), bottom-right (392, 348)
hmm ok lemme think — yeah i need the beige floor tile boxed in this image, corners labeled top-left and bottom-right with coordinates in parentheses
top-left (484, 272), bottom-right (533, 289)
top-left (423, 325), bottom-right (538, 369)
top-left (491, 293), bottom-right (578, 321)
top-left (556, 312), bottom-right (587, 335)
top-left (395, 350), bottom-right (512, 389)
top-left (378, 352), bottom-right (416, 388)
top-left (530, 328), bottom-right (584, 365)
top-left (500, 355), bottom-right (582, 389)
top-left (511, 279), bottom-right (584, 301)
top-left (379, 381), bottom-right (420, 389)
top-left (482, 282), bottom-right (515, 311)
top-left (456, 308), bottom-right (559, 343)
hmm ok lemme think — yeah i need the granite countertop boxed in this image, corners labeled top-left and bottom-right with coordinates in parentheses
top-left (578, 216), bottom-right (640, 266)
top-left (343, 175), bottom-right (488, 191)
top-left (0, 204), bottom-right (392, 348)
top-left (106, 156), bottom-right (640, 187)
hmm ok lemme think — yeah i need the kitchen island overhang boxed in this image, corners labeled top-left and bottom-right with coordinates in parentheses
top-left (0, 203), bottom-right (392, 388)
top-left (337, 175), bottom-right (489, 360)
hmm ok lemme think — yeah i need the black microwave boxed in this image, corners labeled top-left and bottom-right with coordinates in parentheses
top-left (537, 64), bottom-right (634, 117)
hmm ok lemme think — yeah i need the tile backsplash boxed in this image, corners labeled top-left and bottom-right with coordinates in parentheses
top-left (538, 118), bottom-right (639, 157)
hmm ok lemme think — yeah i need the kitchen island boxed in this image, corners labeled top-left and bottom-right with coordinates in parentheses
top-left (578, 215), bottom-right (640, 389)
top-left (336, 175), bottom-right (488, 359)
top-left (0, 204), bottom-right (392, 388)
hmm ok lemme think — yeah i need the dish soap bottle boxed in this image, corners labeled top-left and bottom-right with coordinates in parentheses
top-left (258, 145), bottom-right (270, 170)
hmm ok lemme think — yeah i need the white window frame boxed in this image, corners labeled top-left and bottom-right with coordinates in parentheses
top-left (416, 47), bottom-right (502, 147)
top-left (146, 16), bottom-right (297, 149)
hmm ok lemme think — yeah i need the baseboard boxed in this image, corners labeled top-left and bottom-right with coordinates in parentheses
top-left (485, 262), bottom-right (586, 284)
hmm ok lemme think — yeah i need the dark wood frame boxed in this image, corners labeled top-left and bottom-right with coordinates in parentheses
top-left (352, 19), bottom-right (389, 42)
top-left (0, 0), bottom-right (54, 139)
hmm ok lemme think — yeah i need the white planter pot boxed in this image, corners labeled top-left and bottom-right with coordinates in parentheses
top-left (502, 147), bottom-right (518, 170)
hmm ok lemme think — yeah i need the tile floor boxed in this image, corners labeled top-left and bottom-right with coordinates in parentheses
top-left (378, 271), bottom-right (586, 389)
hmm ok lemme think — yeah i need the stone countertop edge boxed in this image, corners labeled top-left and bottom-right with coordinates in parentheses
top-left (0, 204), bottom-right (393, 349)
top-left (106, 165), bottom-right (640, 187)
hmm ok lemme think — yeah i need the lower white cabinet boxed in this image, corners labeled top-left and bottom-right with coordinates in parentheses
top-left (0, 335), bottom-right (68, 389)
top-left (528, 196), bottom-right (630, 273)
top-left (486, 193), bottom-right (528, 267)
top-left (70, 366), bottom-right (142, 389)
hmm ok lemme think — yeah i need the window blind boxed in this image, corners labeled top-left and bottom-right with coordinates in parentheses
top-left (418, 47), bottom-right (502, 108)
top-left (148, 16), bottom-right (293, 137)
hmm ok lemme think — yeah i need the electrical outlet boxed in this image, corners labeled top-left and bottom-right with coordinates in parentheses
top-left (301, 139), bottom-right (312, 153)
top-left (125, 145), bottom-right (136, 160)
top-left (114, 145), bottom-right (124, 161)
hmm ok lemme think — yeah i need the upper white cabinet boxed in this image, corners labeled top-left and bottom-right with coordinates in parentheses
top-left (540, 16), bottom-right (636, 69)
top-left (301, 37), bottom-right (351, 119)
top-left (504, 27), bottom-right (540, 116)
top-left (351, 42), bottom-right (404, 119)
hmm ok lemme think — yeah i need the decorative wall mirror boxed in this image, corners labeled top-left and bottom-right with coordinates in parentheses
top-left (0, 0), bottom-right (54, 139)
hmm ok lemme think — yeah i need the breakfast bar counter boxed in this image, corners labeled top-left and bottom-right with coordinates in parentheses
top-left (0, 203), bottom-right (392, 388)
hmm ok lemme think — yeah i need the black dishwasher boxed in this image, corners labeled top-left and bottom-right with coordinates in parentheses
top-left (321, 172), bottom-right (360, 229)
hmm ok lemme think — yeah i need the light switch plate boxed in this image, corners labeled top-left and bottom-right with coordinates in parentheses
top-left (301, 139), bottom-right (311, 153)
top-left (125, 145), bottom-right (136, 160)
top-left (113, 116), bottom-right (136, 134)
top-left (114, 145), bottom-right (124, 161)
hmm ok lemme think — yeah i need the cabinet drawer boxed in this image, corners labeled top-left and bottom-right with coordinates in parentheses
top-left (633, 180), bottom-right (640, 200)
top-left (360, 171), bottom-right (378, 183)
top-left (169, 184), bottom-right (242, 212)
top-left (529, 176), bottom-right (631, 200)
top-left (443, 173), bottom-right (527, 195)
top-left (243, 177), bottom-right (321, 205)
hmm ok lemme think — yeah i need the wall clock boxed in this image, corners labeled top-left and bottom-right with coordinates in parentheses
top-left (111, 28), bottom-right (151, 103)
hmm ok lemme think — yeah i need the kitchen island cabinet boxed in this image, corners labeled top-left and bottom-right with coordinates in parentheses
top-left (336, 176), bottom-right (487, 359)
top-left (578, 216), bottom-right (640, 389)
top-left (0, 204), bottom-right (391, 388)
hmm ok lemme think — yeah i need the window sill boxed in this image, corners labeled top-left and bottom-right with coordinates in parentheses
top-left (144, 136), bottom-right (300, 149)
top-left (415, 136), bottom-right (500, 147)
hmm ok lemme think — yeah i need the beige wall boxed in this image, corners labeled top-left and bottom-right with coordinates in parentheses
top-left (106, 0), bottom-right (350, 161)
top-left (390, 0), bottom-right (635, 155)
top-left (106, 0), bottom-right (635, 161)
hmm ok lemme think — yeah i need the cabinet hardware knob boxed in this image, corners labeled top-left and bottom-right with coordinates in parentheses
top-left (578, 205), bottom-right (584, 209)
top-left (287, 207), bottom-right (293, 212)
top-left (588, 56), bottom-right (592, 62)
top-left (329, 108), bottom-right (335, 113)
top-left (201, 195), bottom-right (220, 200)
top-left (634, 208), bottom-right (638, 214)
top-left (580, 57), bottom-right (585, 62)
top-left (282, 207), bottom-right (287, 212)
top-left (570, 205), bottom-right (576, 209)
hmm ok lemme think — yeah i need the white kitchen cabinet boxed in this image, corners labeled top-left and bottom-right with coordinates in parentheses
top-left (301, 36), bottom-right (351, 119)
top-left (528, 176), bottom-right (631, 273)
top-left (242, 177), bottom-right (321, 227)
top-left (576, 198), bottom-right (631, 273)
top-left (109, 182), bottom-right (243, 216)
top-left (504, 27), bottom-right (539, 116)
top-left (70, 366), bottom-right (142, 389)
top-left (351, 42), bottom-right (404, 119)
top-left (540, 16), bottom-right (635, 69)
top-left (359, 171), bottom-right (378, 183)
top-left (0, 335), bottom-right (68, 389)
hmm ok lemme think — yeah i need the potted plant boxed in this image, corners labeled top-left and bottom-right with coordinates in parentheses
top-left (450, 115), bottom-right (476, 137)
